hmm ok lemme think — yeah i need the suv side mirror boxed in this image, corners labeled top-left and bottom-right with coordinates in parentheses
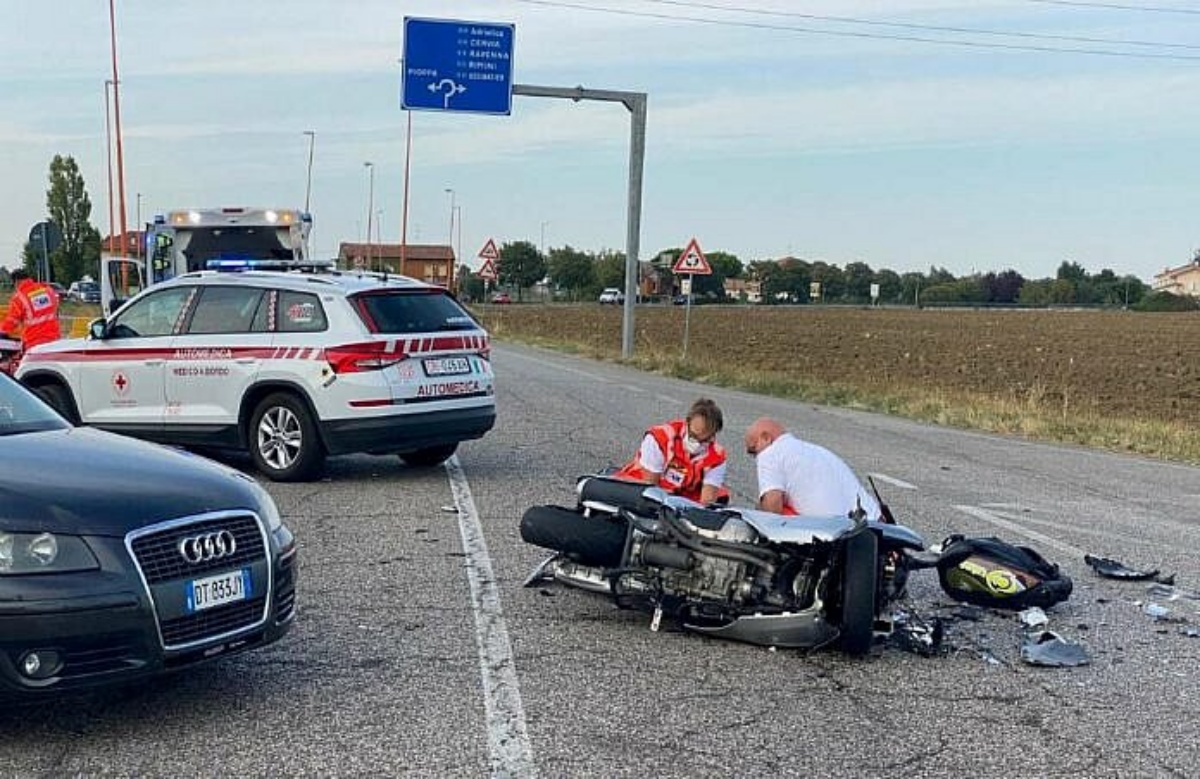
top-left (88, 319), bottom-right (107, 340)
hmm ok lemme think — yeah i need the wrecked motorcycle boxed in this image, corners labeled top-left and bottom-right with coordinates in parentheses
top-left (520, 475), bottom-right (928, 655)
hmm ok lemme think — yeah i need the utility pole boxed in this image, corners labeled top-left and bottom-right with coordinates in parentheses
top-left (107, 0), bottom-right (128, 247)
top-left (364, 161), bottom-right (375, 272)
top-left (104, 80), bottom-right (116, 256)
top-left (303, 130), bottom-right (316, 213)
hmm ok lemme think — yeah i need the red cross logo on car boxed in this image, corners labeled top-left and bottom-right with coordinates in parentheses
top-left (112, 371), bottom-right (130, 396)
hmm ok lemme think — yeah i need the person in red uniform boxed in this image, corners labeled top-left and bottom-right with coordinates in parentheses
top-left (2, 269), bottom-right (62, 350)
top-left (612, 397), bottom-right (730, 504)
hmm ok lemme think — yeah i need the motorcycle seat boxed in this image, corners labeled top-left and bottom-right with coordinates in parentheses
top-left (676, 506), bottom-right (729, 532)
top-left (577, 475), bottom-right (662, 515)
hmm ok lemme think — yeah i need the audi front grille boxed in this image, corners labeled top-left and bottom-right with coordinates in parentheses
top-left (127, 511), bottom-right (272, 650)
top-left (130, 514), bottom-right (265, 584)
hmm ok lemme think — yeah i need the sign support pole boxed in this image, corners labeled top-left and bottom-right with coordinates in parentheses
top-left (682, 274), bottom-right (693, 360)
top-left (512, 84), bottom-right (646, 360)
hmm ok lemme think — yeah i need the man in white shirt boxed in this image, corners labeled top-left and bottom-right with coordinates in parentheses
top-left (743, 417), bottom-right (880, 520)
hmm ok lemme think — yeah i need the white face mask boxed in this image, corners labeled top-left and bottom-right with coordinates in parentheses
top-left (682, 434), bottom-right (706, 456)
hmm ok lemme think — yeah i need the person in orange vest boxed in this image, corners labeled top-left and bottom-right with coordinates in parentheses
top-left (2, 269), bottom-right (62, 350)
top-left (612, 398), bottom-right (730, 505)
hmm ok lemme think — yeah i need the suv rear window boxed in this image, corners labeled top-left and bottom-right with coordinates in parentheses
top-left (353, 291), bottom-right (477, 335)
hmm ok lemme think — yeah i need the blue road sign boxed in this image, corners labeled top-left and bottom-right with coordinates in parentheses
top-left (402, 17), bottom-right (515, 116)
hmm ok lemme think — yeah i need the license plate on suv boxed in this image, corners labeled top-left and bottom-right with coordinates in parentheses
top-left (186, 568), bottom-right (252, 612)
top-left (423, 357), bottom-right (471, 376)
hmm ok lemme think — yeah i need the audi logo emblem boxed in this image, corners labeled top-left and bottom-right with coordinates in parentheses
top-left (178, 530), bottom-right (238, 564)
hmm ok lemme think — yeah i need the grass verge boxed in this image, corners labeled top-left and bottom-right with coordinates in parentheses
top-left (495, 331), bottom-right (1200, 466)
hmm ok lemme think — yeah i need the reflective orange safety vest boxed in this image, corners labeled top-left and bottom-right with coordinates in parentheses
top-left (1, 278), bottom-right (61, 349)
top-left (613, 419), bottom-right (728, 503)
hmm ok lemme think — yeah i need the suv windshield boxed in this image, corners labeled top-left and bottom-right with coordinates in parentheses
top-left (353, 290), bottom-right (478, 334)
top-left (0, 377), bottom-right (70, 436)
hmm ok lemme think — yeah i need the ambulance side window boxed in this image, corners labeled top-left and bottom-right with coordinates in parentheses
top-left (185, 286), bottom-right (266, 335)
top-left (108, 287), bottom-right (193, 339)
top-left (276, 291), bottom-right (327, 333)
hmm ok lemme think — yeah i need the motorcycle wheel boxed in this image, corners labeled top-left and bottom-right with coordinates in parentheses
top-left (520, 506), bottom-right (627, 567)
top-left (838, 530), bottom-right (879, 656)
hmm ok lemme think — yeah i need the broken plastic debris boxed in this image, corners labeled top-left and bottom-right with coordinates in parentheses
top-left (1020, 631), bottom-right (1091, 667)
top-left (1146, 583), bottom-right (1200, 601)
top-left (1085, 554), bottom-right (1158, 580)
top-left (1143, 603), bottom-right (1184, 622)
top-left (1019, 607), bottom-right (1049, 628)
top-left (889, 615), bottom-right (946, 657)
top-left (1181, 628), bottom-right (1200, 639)
top-left (440, 505), bottom-right (459, 514)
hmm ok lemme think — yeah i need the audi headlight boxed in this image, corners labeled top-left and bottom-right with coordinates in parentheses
top-left (0, 532), bottom-right (99, 575)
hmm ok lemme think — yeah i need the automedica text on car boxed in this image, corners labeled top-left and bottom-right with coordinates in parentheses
top-left (0, 373), bottom-right (297, 699)
top-left (17, 262), bottom-right (496, 481)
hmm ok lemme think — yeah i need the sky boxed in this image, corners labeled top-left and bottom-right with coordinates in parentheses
top-left (3, 0), bottom-right (1200, 282)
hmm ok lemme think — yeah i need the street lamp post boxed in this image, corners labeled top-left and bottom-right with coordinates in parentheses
top-left (364, 161), bottom-right (375, 272)
top-left (444, 188), bottom-right (455, 289)
top-left (376, 209), bottom-right (384, 273)
top-left (540, 220), bottom-right (549, 257)
top-left (135, 192), bottom-right (142, 258)
top-left (303, 130), bottom-right (315, 213)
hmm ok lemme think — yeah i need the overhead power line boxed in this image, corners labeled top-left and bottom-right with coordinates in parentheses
top-left (1022, 0), bottom-right (1200, 15)
top-left (511, 0), bottom-right (1200, 60)
top-left (639, 0), bottom-right (1200, 51)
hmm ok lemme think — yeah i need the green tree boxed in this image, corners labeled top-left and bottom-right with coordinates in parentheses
top-left (546, 245), bottom-right (595, 301)
top-left (842, 261), bottom-right (874, 302)
top-left (872, 268), bottom-right (903, 303)
top-left (1056, 260), bottom-right (1087, 284)
top-left (900, 272), bottom-right (924, 306)
top-left (594, 249), bottom-right (626, 290)
top-left (41, 155), bottom-right (102, 283)
top-left (810, 261), bottom-right (844, 302)
top-left (497, 240), bottom-right (546, 300)
top-left (685, 250), bottom-right (742, 300)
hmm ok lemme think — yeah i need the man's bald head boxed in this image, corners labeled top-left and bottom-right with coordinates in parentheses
top-left (744, 417), bottom-right (786, 456)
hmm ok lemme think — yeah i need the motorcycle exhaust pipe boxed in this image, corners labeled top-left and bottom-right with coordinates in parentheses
top-left (640, 542), bottom-right (694, 570)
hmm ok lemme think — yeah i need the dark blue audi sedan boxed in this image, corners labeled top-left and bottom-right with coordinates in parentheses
top-left (0, 373), bottom-right (297, 698)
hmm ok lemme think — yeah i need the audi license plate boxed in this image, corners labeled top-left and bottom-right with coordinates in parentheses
top-left (423, 357), bottom-right (471, 376)
top-left (186, 568), bottom-right (252, 613)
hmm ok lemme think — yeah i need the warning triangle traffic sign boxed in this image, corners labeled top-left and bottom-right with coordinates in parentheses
top-left (478, 238), bottom-right (500, 261)
top-left (477, 258), bottom-right (497, 281)
top-left (672, 238), bottom-right (712, 275)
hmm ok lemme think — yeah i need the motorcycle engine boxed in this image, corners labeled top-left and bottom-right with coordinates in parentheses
top-left (638, 517), bottom-right (761, 604)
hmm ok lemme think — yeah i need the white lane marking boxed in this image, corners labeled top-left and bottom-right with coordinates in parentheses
top-left (867, 473), bottom-right (917, 490)
top-left (980, 502), bottom-right (1036, 511)
top-left (953, 505), bottom-right (1087, 559)
top-left (655, 394), bottom-right (680, 404)
top-left (445, 456), bottom-right (537, 778)
top-left (619, 384), bottom-right (646, 394)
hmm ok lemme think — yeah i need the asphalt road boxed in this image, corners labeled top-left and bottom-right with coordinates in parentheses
top-left (4, 341), bottom-right (1199, 778)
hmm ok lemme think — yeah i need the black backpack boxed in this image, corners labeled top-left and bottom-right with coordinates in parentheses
top-left (936, 535), bottom-right (1073, 610)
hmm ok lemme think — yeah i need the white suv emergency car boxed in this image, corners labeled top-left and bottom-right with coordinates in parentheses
top-left (17, 267), bottom-right (495, 481)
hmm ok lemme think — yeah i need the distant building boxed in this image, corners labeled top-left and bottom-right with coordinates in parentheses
top-left (337, 243), bottom-right (455, 288)
top-left (100, 230), bottom-right (144, 257)
top-left (723, 277), bottom-right (762, 303)
top-left (1153, 256), bottom-right (1200, 297)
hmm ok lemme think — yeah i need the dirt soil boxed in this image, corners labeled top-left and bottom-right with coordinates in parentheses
top-left (477, 305), bottom-right (1200, 424)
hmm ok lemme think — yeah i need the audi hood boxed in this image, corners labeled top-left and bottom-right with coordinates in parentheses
top-left (0, 427), bottom-right (268, 536)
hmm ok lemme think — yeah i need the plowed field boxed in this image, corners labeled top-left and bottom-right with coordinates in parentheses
top-left (477, 305), bottom-right (1200, 426)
